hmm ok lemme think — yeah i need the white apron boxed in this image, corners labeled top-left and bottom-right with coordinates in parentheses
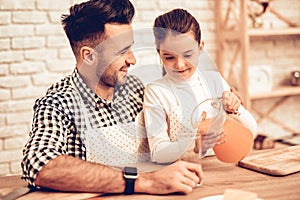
top-left (166, 72), bottom-right (225, 157)
top-left (71, 80), bottom-right (150, 167)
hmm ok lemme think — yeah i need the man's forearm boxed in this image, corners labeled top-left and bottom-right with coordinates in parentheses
top-left (35, 155), bottom-right (125, 193)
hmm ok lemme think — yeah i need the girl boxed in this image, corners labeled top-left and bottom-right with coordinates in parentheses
top-left (144, 9), bottom-right (257, 163)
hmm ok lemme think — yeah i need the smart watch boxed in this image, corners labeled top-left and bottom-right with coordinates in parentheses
top-left (123, 167), bottom-right (138, 195)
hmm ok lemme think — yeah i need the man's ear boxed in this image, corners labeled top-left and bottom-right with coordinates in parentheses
top-left (80, 46), bottom-right (94, 65)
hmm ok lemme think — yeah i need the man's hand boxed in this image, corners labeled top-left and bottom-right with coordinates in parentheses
top-left (136, 161), bottom-right (203, 195)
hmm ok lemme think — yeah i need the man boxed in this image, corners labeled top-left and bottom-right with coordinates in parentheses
top-left (22, 0), bottom-right (202, 195)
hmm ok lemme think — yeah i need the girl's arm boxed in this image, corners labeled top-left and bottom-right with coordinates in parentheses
top-left (144, 84), bottom-right (193, 163)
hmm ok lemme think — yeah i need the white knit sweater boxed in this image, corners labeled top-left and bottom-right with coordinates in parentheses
top-left (144, 70), bottom-right (257, 163)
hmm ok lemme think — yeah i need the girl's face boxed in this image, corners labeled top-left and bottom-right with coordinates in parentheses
top-left (158, 31), bottom-right (201, 80)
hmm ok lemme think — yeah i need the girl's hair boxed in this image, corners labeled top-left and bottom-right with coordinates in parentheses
top-left (61, 0), bottom-right (135, 57)
top-left (153, 8), bottom-right (201, 50)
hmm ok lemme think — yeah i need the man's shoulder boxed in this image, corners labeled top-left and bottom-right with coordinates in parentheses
top-left (34, 75), bottom-right (75, 109)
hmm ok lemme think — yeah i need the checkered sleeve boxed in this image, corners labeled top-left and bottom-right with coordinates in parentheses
top-left (21, 96), bottom-right (72, 187)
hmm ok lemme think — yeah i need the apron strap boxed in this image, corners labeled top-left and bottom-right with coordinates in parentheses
top-left (70, 79), bottom-right (93, 131)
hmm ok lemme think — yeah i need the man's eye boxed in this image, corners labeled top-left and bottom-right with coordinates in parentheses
top-left (120, 50), bottom-right (127, 55)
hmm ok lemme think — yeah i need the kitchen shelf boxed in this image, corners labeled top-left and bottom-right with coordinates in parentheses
top-left (216, 0), bottom-right (300, 107)
top-left (248, 27), bottom-right (300, 37)
top-left (250, 86), bottom-right (300, 100)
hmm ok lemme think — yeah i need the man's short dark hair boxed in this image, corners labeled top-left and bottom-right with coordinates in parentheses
top-left (61, 0), bottom-right (135, 57)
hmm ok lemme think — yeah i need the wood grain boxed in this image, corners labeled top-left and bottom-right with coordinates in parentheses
top-left (0, 144), bottom-right (299, 200)
top-left (239, 145), bottom-right (300, 176)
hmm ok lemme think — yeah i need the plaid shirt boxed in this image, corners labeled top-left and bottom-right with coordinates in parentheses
top-left (21, 69), bottom-right (144, 187)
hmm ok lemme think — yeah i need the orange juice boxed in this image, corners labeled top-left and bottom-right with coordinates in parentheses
top-left (213, 116), bottom-right (253, 163)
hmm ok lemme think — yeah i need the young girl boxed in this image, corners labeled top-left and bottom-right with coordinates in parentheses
top-left (144, 9), bottom-right (257, 164)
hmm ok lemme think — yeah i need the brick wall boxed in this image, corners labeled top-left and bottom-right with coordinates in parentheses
top-left (0, 0), bottom-right (299, 176)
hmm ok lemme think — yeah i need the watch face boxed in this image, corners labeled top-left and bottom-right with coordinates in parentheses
top-left (124, 167), bottom-right (137, 176)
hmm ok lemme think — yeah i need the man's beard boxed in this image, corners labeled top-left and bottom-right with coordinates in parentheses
top-left (100, 71), bottom-right (127, 87)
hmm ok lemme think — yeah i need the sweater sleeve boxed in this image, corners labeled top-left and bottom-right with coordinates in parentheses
top-left (203, 71), bottom-right (257, 137)
top-left (144, 84), bottom-right (194, 163)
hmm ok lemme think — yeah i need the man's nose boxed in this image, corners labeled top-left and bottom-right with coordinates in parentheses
top-left (125, 51), bottom-right (136, 65)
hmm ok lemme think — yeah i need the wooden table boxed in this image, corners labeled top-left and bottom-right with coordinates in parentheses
top-left (1, 145), bottom-right (300, 200)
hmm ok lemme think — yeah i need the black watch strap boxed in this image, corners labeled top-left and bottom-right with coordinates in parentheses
top-left (124, 177), bottom-right (135, 195)
top-left (123, 167), bottom-right (138, 195)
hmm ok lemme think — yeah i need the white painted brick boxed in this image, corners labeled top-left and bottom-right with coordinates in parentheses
top-left (6, 111), bottom-right (33, 125)
top-left (133, 0), bottom-right (156, 9)
top-left (32, 73), bottom-right (64, 86)
top-left (0, 89), bottom-right (11, 101)
top-left (0, 114), bottom-right (5, 126)
top-left (295, 40), bottom-right (300, 48)
top-left (274, 37), bottom-right (294, 47)
top-left (205, 22), bottom-right (216, 32)
top-left (10, 161), bottom-right (22, 174)
top-left (0, 38), bottom-right (10, 50)
top-left (208, 0), bottom-right (215, 9)
top-left (140, 10), bottom-right (164, 22)
top-left (46, 59), bottom-right (75, 73)
top-left (10, 61), bottom-right (45, 74)
top-left (0, 0), bottom-right (35, 10)
top-left (0, 51), bottom-right (23, 63)
top-left (192, 10), bottom-right (214, 22)
top-left (48, 11), bottom-right (65, 24)
top-left (36, 24), bottom-right (65, 36)
top-left (0, 64), bottom-right (9, 75)
top-left (0, 163), bottom-right (10, 176)
top-left (0, 12), bottom-right (11, 25)
top-left (0, 125), bottom-right (29, 139)
top-left (37, 0), bottom-right (70, 11)
top-left (24, 49), bottom-right (57, 61)
top-left (273, 56), bottom-right (299, 66)
top-left (249, 57), bottom-right (275, 67)
top-left (59, 47), bottom-right (76, 59)
top-left (249, 48), bottom-right (267, 59)
top-left (70, 0), bottom-right (89, 5)
top-left (12, 37), bottom-right (46, 49)
top-left (0, 99), bottom-right (34, 113)
top-left (0, 149), bottom-right (23, 162)
top-left (12, 11), bottom-right (47, 24)
top-left (0, 76), bottom-right (31, 88)
top-left (4, 136), bottom-right (27, 150)
top-left (250, 39), bottom-right (274, 49)
top-left (47, 36), bottom-right (69, 48)
top-left (0, 139), bottom-right (3, 149)
top-left (183, 0), bottom-right (209, 9)
top-left (12, 86), bottom-right (47, 99)
top-left (158, 0), bottom-right (183, 10)
top-left (0, 25), bottom-right (34, 37)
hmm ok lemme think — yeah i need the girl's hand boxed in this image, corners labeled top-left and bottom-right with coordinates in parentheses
top-left (222, 91), bottom-right (241, 114)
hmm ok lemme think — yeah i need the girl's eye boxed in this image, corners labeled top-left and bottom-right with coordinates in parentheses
top-left (165, 56), bottom-right (174, 60)
top-left (183, 54), bottom-right (192, 58)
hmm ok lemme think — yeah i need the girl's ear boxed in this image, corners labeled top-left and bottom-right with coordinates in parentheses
top-left (199, 40), bottom-right (205, 51)
top-left (81, 46), bottom-right (94, 65)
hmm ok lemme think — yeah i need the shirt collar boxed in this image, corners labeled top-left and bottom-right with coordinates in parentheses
top-left (71, 68), bottom-right (110, 107)
top-left (167, 70), bottom-right (204, 88)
